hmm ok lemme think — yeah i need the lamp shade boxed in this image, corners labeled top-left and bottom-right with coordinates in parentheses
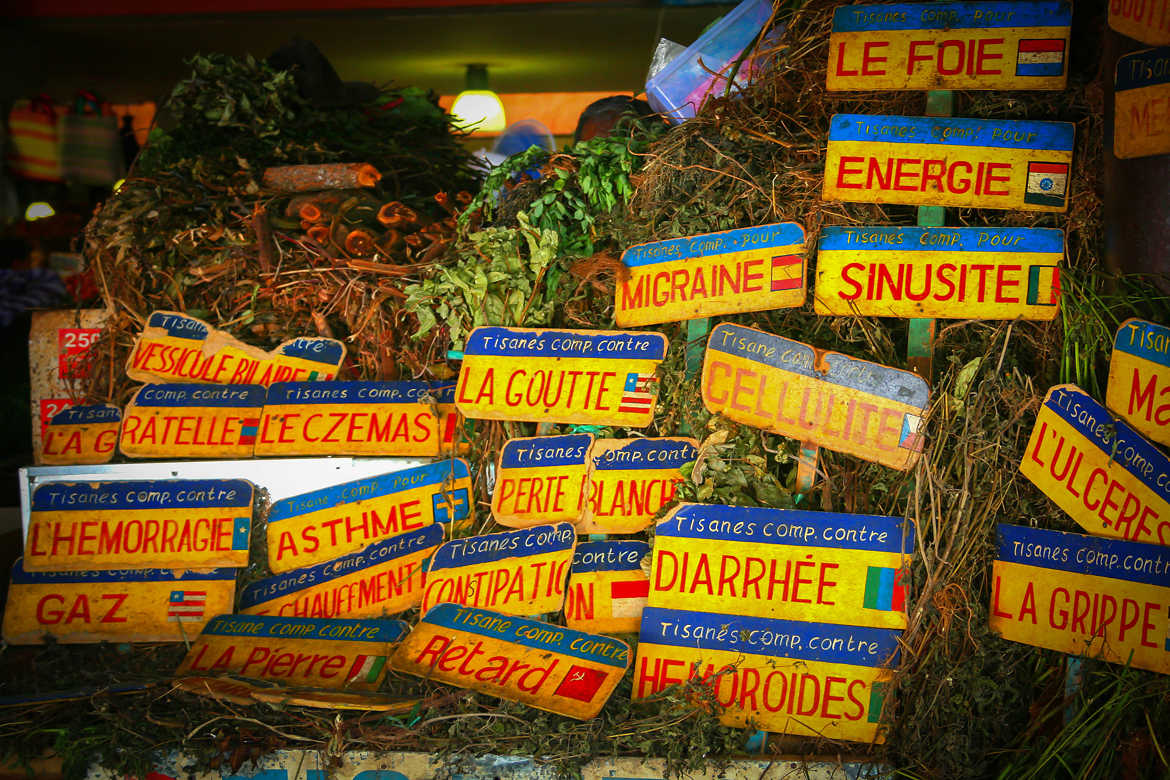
top-left (451, 89), bottom-right (506, 134)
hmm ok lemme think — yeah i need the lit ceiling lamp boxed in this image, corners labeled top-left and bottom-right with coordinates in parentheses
top-left (25, 202), bottom-right (55, 221)
top-left (451, 64), bottom-right (506, 134)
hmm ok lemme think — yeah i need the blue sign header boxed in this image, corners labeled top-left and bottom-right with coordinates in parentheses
top-left (500, 434), bottom-right (593, 469)
top-left (997, 524), bottom-right (1170, 588)
top-left (431, 523), bottom-right (576, 569)
top-left (465, 327), bottom-right (668, 361)
top-left (31, 479), bottom-right (253, 512)
top-left (829, 114), bottom-right (1075, 152)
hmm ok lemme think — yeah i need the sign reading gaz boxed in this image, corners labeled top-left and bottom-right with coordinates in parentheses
top-left (120, 384), bottom-right (265, 459)
top-left (41, 404), bottom-right (120, 465)
top-left (581, 438), bottom-right (697, 534)
top-left (564, 541), bottom-right (650, 634)
top-left (1107, 319), bottom-right (1170, 446)
top-left (1115, 48), bottom-right (1170, 158)
top-left (493, 434), bottom-right (592, 528)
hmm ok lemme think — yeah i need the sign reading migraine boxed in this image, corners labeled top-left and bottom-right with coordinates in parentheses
top-left (119, 384), bottom-right (265, 459)
top-left (492, 434), bottom-right (592, 528)
top-left (41, 404), bottom-right (121, 465)
top-left (1106, 319), bottom-right (1170, 447)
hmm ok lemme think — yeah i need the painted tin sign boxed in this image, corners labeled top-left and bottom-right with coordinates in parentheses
top-left (266, 460), bottom-right (471, 574)
top-left (814, 226), bottom-right (1062, 319)
top-left (392, 603), bottom-right (630, 720)
top-left (1115, 48), bottom-right (1170, 158)
top-left (29, 309), bottom-right (107, 463)
top-left (493, 434), bottom-right (592, 528)
top-left (580, 438), bottom-right (697, 534)
top-left (823, 114), bottom-right (1075, 212)
top-left (1107, 319), bottom-right (1170, 446)
top-left (991, 524), bottom-right (1170, 675)
top-left (1020, 385), bottom-right (1170, 546)
top-left (827, 1), bottom-right (1071, 92)
top-left (1110, 0), bottom-right (1170, 46)
top-left (421, 523), bottom-right (577, 616)
top-left (241, 524), bottom-right (444, 618)
top-left (119, 384), bottom-right (265, 459)
top-left (2, 558), bottom-right (235, 644)
top-left (40, 404), bottom-right (120, 466)
top-left (650, 504), bottom-right (914, 630)
top-left (25, 479), bottom-right (253, 572)
top-left (702, 323), bottom-right (929, 471)
top-left (175, 614), bottom-right (408, 690)
top-left (615, 223), bottom-right (806, 327)
top-left (564, 541), bottom-right (650, 634)
top-left (455, 327), bottom-right (669, 427)
top-left (127, 311), bottom-right (345, 386)
top-left (635, 606), bottom-right (899, 743)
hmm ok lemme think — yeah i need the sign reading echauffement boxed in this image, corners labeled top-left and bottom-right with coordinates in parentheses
top-left (455, 327), bottom-right (669, 427)
top-left (392, 603), bottom-right (630, 720)
top-left (1019, 385), bottom-right (1170, 546)
top-left (119, 384), bottom-right (265, 459)
top-left (175, 614), bottom-right (408, 690)
top-left (990, 524), bottom-right (1170, 675)
top-left (823, 114), bottom-right (1075, 212)
top-left (25, 480), bottom-right (253, 572)
top-left (41, 404), bottom-right (121, 465)
top-left (127, 311), bottom-right (344, 386)
top-left (1110, 0), bottom-right (1170, 46)
top-left (702, 323), bottom-right (929, 471)
top-left (650, 504), bottom-right (914, 630)
top-left (635, 607), bottom-right (900, 743)
top-left (421, 523), bottom-right (576, 616)
top-left (266, 460), bottom-right (471, 574)
top-left (564, 541), bottom-right (650, 634)
top-left (580, 438), bottom-right (698, 534)
top-left (827, 1), bottom-right (1071, 92)
top-left (241, 524), bottom-right (444, 618)
top-left (1115, 48), bottom-right (1170, 159)
top-left (615, 223), bottom-right (806, 327)
top-left (493, 434), bottom-right (592, 528)
top-left (814, 226), bottom-right (1062, 320)
top-left (2, 558), bottom-right (236, 644)
top-left (1107, 319), bottom-right (1170, 446)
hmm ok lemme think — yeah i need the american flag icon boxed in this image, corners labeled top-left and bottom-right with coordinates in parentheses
top-left (618, 372), bottom-right (657, 415)
top-left (167, 590), bottom-right (207, 621)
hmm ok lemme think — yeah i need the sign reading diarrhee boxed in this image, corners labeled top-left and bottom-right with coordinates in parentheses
top-left (581, 438), bottom-right (697, 534)
top-left (493, 434), bottom-right (592, 528)
top-left (1110, 0), bottom-right (1170, 47)
top-left (827, 1), bottom-right (1071, 92)
top-left (41, 404), bottom-right (121, 466)
top-left (823, 114), bottom-right (1075, 212)
top-left (120, 384), bottom-right (265, 459)
top-left (564, 541), bottom-right (651, 634)
top-left (455, 327), bottom-right (668, 427)
top-left (1107, 319), bottom-right (1170, 447)
top-left (1115, 48), bottom-right (1170, 159)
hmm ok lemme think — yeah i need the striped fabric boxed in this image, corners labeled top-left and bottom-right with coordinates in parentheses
top-left (7, 98), bottom-right (63, 182)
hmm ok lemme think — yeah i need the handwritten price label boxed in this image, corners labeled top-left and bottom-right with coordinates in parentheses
top-left (58, 328), bottom-right (100, 380)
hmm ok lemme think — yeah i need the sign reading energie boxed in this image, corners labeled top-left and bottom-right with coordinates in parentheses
top-left (1107, 319), bottom-right (1170, 447)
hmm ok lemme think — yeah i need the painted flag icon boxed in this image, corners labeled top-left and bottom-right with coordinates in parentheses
top-left (1026, 265), bottom-right (1061, 306)
top-left (770, 254), bottom-right (803, 292)
top-left (863, 566), bottom-right (907, 611)
top-left (867, 681), bottom-right (888, 724)
top-left (238, 417), bottom-right (260, 446)
top-left (898, 414), bottom-right (924, 452)
top-left (618, 372), bottom-right (657, 415)
top-left (347, 654), bottom-right (387, 684)
top-left (167, 590), bottom-right (207, 621)
top-left (1016, 39), bottom-right (1066, 77)
top-left (1024, 162), bottom-right (1069, 208)
top-left (554, 664), bottom-right (608, 702)
top-left (609, 578), bottom-right (650, 618)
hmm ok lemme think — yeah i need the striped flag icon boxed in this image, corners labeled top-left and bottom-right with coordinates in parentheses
top-left (770, 255), bottom-right (803, 292)
top-left (1024, 162), bottom-right (1069, 208)
top-left (867, 681), bottom-right (888, 724)
top-left (346, 654), bottom-right (386, 684)
top-left (618, 373), bottom-right (656, 415)
top-left (610, 578), bottom-right (650, 618)
top-left (167, 590), bottom-right (207, 621)
top-left (1026, 265), bottom-right (1060, 306)
top-left (238, 417), bottom-right (260, 445)
top-left (863, 566), bottom-right (907, 611)
top-left (898, 414), bottom-right (924, 452)
top-left (1016, 39), bottom-right (1066, 77)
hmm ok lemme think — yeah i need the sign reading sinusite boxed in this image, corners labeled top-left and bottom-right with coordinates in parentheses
top-left (580, 438), bottom-right (697, 534)
top-left (1107, 319), bottom-right (1170, 446)
top-left (25, 480), bottom-right (253, 571)
top-left (492, 434), bottom-right (592, 528)
top-left (120, 384), bottom-right (265, 459)
top-left (1020, 385), bottom-right (1170, 546)
top-left (635, 607), bottom-right (900, 743)
top-left (564, 541), bottom-right (650, 634)
top-left (991, 524), bottom-right (1170, 675)
top-left (392, 603), bottom-right (630, 720)
top-left (41, 404), bottom-right (121, 465)
top-left (1110, 0), bottom-right (1170, 47)
top-left (702, 323), bottom-right (929, 471)
top-left (1115, 48), bottom-right (1170, 159)
top-left (827, 1), bottom-right (1071, 92)
top-left (455, 327), bottom-right (668, 427)
top-left (615, 223), bottom-right (806, 327)
top-left (814, 226), bottom-right (1062, 319)
top-left (823, 114), bottom-right (1075, 212)
top-left (650, 504), bottom-right (915, 630)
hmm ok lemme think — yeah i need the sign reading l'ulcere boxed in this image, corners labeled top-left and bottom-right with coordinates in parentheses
top-left (492, 434), bottom-right (592, 528)
top-left (1115, 48), bottom-right (1170, 159)
top-left (119, 384), bottom-right (265, 459)
top-left (580, 438), bottom-right (697, 534)
top-left (564, 541), bottom-right (650, 634)
top-left (41, 404), bottom-right (121, 465)
top-left (1107, 319), bottom-right (1170, 447)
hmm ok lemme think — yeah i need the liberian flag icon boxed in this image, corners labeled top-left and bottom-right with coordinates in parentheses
top-left (899, 414), bottom-right (924, 452)
top-left (863, 567), bottom-right (907, 611)
top-left (1026, 265), bottom-right (1061, 306)
top-left (1024, 162), bottom-right (1069, 208)
top-left (610, 578), bottom-right (650, 618)
top-left (238, 417), bottom-right (260, 446)
top-left (770, 254), bottom-right (803, 292)
top-left (618, 373), bottom-right (656, 415)
top-left (347, 654), bottom-right (386, 684)
top-left (167, 590), bottom-right (207, 621)
top-left (1016, 39), bottom-right (1066, 78)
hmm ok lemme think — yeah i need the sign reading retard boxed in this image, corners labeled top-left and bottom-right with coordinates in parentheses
top-left (41, 404), bottom-right (121, 466)
top-left (492, 434), bottom-right (593, 528)
top-left (580, 438), bottom-right (697, 534)
top-left (1115, 48), bottom-right (1170, 159)
top-left (1107, 319), bottom-right (1170, 446)
top-left (119, 384), bottom-right (265, 459)
top-left (564, 541), bottom-right (650, 634)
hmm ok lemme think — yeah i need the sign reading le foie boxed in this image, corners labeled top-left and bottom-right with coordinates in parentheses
top-left (41, 404), bottom-right (120, 466)
top-left (702, 323), bottom-right (929, 471)
top-left (392, 603), bottom-right (630, 720)
top-left (1107, 319), bottom-right (1170, 446)
top-left (455, 327), bottom-right (668, 427)
top-left (615, 223), bottom-right (806, 327)
top-left (1115, 48), bottom-right (1170, 159)
top-left (823, 114), bottom-right (1075, 212)
top-left (827, 1), bottom-right (1071, 91)
top-left (120, 384), bottom-right (265, 459)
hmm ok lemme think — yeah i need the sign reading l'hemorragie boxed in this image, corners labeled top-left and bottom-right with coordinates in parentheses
top-left (635, 607), bottom-right (900, 743)
top-left (41, 404), bottom-right (121, 465)
top-left (580, 438), bottom-right (697, 534)
top-left (492, 434), bottom-right (592, 528)
top-left (615, 223), bottom-right (806, 327)
top-left (1115, 48), bottom-right (1170, 159)
top-left (702, 323), bottom-right (929, 471)
top-left (119, 384), bottom-right (266, 459)
top-left (814, 226), bottom-right (1063, 319)
top-left (24, 480), bottom-right (253, 571)
top-left (455, 327), bottom-right (669, 427)
top-left (1107, 319), bottom-right (1170, 447)
top-left (990, 524), bottom-right (1170, 675)
top-left (823, 114), bottom-right (1075, 212)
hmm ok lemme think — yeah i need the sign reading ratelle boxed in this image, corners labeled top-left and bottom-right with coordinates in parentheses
top-left (827, 1), bottom-right (1071, 92)
top-left (823, 114), bottom-right (1075, 212)
top-left (455, 327), bottom-right (669, 427)
top-left (580, 438), bottom-right (698, 534)
top-left (41, 404), bottom-right (121, 466)
top-left (25, 479), bottom-right (253, 572)
top-left (991, 524), bottom-right (1170, 675)
top-left (392, 603), bottom-right (630, 720)
top-left (615, 223), bottom-right (806, 327)
top-left (492, 434), bottom-right (593, 528)
top-left (814, 226), bottom-right (1062, 320)
top-left (1107, 319), bottom-right (1170, 447)
top-left (1115, 48), bottom-right (1170, 159)
top-left (1110, 0), bottom-right (1170, 47)
top-left (564, 541), bottom-right (650, 634)
top-left (702, 323), bottom-right (929, 471)
top-left (635, 607), bottom-right (900, 743)
top-left (119, 384), bottom-right (265, 459)
top-left (651, 504), bottom-right (915, 630)
top-left (1020, 385), bottom-right (1170, 546)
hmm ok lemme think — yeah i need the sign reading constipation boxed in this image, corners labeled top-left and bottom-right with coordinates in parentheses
top-left (41, 404), bottom-right (121, 465)
top-left (492, 434), bottom-right (592, 528)
top-left (119, 384), bottom-right (266, 459)
top-left (1107, 319), bottom-right (1170, 447)
top-left (1114, 48), bottom-right (1170, 159)
top-left (564, 541), bottom-right (650, 634)
top-left (580, 438), bottom-right (697, 534)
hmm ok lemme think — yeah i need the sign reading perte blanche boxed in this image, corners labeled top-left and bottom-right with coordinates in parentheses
top-left (580, 438), bottom-right (697, 534)
top-left (492, 434), bottom-right (592, 528)
top-left (1107, 319), bottom-right (1170, 447)
top-left (41, 404), bottom-right (120, 465)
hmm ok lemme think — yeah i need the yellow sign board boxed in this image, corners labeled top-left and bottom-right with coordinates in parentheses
top-left (25, 479), bottom-right (253, 572)
top-left (455, 327), bottom-right (669, 427)
top-left (1110, 0), bottom-right (1170, 46)
top-left (1115, 48), bottom-right (1170, 158)
top-left (580, 438), bottom-right (697, 534)
top-left (991, 524), bottom-right (1170, 675)
top-left (392, 603), bottom-right (630, 720)
top-left (120, 384), bottom-right (265, 459)
top-left (564, 541), bottom-right (650, 634)
top-left (2, 558), bottom-right (235, 644)
top-left (40, 404), bottom-right (120, 466)
top-left (1107, 319), bottom-right (1170, 447)
top-left (1020, 385), bottom-right (1170, 545)
top-left (702, 323), bottom-right (929, 471)
top-left (493, 434), bottom-right (592, 528)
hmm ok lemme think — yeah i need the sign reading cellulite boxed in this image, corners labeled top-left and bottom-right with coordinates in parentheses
top-left (41, 404), bottom-right (120, 466)
top-left (1115, 48), bottom-right (1170, 159)
top-left (564, 541), bottom-right (650, 634)
top-left (492, 434), bottom-right (592, 528)
top-left (814, 226), bottom-right (1062, 319)
top-left (823, 114), bottom-right (1075, 212)
top-left (1107, 319), bottom-right (1170, 447)
top-left (119, 384), bottom-right (265, 459)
